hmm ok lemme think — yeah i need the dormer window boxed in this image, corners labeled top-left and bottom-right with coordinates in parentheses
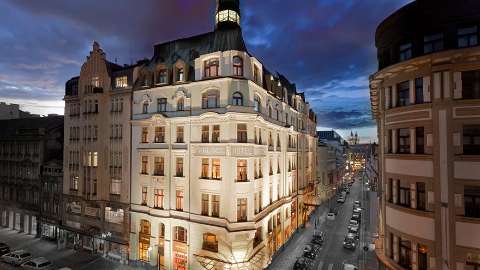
top-left (204, 59), bottom-right (219, 78)
top-left (157, 70), bottom-right (167, 84)
top-left (233, 56), bottom-right (243, 76)
top-left (176, 68), bottom-right (184, 82)
top-left (216, 10), bottom-right (240, 25)
top-left (115, 76), bottom-right (128, 88)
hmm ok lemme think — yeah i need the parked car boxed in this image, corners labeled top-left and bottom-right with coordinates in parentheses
top-left (21, 257), bottom-right (54, 269)
top-left (343, 263), bottom-right (359, 270)
top-left (294, 257), bottom-right (314, 270)
top-left (348, 219), bottom-right (359, 231)
top-left (1, 250), bottom-right (33, 266)
top-left (348, 226), bottom-right (359, 234)
top-left (327, 212), bottom-right (336, 221)
top-left (0, 246), bottom-right (10, 256)
top-left (353, 200), bottom-right (361, 208)
top-left (346, 232), bottom-right (359, 241)
top-left (337, 196), bottom-right (345, 203)
top-left (343, 235), bottom-right (357, 250)
top-left (352, 213), bottom-right (361, 222)
top-left (311, 231), bottom-right (325, 245)
top-left (353, 207), bottom-right (362, 214)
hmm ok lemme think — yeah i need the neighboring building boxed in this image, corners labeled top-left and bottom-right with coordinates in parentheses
top-left (0, 102), bottom-right (40, 120)
top-left (0, 116), bottom-right (63, 237)
top-left (316, 141), bottom-right (338, 203)
top-left (128, 0), bottom-right (317, 269)
top-left (317, 130), bottom-right (348, 184)
top-left (39, 160), bottom-right (63, 243)
top-left (370, 1), bottom-right (480, 269)
top-left (365, 143), bottom-right (379, 192)
top-left (62, 43), bottom-right (138, 262)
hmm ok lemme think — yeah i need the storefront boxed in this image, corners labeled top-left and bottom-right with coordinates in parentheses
top-left (173, 241), bottom-right (188, 270)
top-left (138, 220), bottom-right (151, 262)
top-left (41, 222), bottom-right (59, 240)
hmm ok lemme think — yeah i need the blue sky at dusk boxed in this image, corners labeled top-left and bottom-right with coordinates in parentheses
top-left (0, 0), bottom-right (411, 142)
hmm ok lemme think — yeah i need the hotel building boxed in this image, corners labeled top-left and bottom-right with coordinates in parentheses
top-left (370, 0), bottom-right (480, 269)
top-left (128, 0), bottom-right (318, 269)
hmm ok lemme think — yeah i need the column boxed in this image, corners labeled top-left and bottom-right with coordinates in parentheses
top-left (393, 180), bottom-right (398, 204)
top-left (392, 129), bottom-right (398, 154)
top-left (412, 242), bottom-right (418, 270)
top-left (410, 128), bottom-right (416, 154)
top-left (393, 235), bottom-right (399, 263)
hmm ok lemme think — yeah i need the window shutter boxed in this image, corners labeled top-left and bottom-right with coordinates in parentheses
top-left (423, 76), bottom-right (431, 102)
top-left (453, 72), bottom-right (462, 99)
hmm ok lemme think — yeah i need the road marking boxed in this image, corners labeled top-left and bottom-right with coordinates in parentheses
top-left (317, 261), bottom-right (324, 270)
top-left (327, 263), bottom-right (334, 270)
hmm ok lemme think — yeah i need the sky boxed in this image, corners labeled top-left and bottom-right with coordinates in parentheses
top-left (0, 0), bottom-right (411, 143)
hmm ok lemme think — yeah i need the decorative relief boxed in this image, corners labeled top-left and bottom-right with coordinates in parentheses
top-left (193, 145), bottom-right (226, 156)
top-left (254, 147), bottom-right (267, 156)
top-left (231, 146), bottom-right (254, 157)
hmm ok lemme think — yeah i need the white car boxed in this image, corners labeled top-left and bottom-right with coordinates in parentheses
top-left (21, 257), bottom-right (54, 269)
top-left (337, 197), bottom-right (346, 203)
top-left (1, 250), bottom-right (33, 266)
top-left (327, 212), bottom-right (335, 221)
top-left (343, 263), bottom-right (359, 270)
top-left (353, 200), bottom-right (361, 208)
top-left (348, 219), bottom-right (359, 231)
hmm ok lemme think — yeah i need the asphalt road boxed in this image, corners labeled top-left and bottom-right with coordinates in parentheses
top-left (268, 171), bottom-right (377, 270)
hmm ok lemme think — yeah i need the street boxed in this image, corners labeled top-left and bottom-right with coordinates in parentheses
top-left (267, 171), bottom-right (378, 270)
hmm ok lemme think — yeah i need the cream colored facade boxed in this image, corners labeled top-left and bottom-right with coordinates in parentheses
top-left (371, 46), bottom-right (480, 270)
top-left (129, 50), bottom-right (317, 269)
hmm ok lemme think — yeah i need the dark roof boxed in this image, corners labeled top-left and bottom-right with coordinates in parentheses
top-left (0, 116), bottom-right (64, 140)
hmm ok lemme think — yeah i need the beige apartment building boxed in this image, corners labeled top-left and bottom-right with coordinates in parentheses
top-left (62, 42), bottom-right (138, 263)
top-left (370, 1), bottom-right (480, 270)
top-left (128, 0), bottom-right (317, 269)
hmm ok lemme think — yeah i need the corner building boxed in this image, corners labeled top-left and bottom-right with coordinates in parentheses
top-left (370, 1), bottom-right (480, 269)
top-left (129, 0), bottom-right (318, 269)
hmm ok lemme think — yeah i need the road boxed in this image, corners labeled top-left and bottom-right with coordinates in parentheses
top-left (267, 171), bottom-right (378, 270)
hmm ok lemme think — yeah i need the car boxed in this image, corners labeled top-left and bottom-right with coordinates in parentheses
top-left (1, 250), bottom-right (33, 266)
top-left (346, 232), bottom-right (359, 241)
top-left (353, 207), bottom-right (362, 214)
top-left (0, 246), bottom-right (10, 256)
top-left (348, 226), bottom-right (359, 234)
top-left (294, 257), bottom-right (314, 270)
top-left (352, 213), bottom-right (361, 222)
top-left (311, 231), bottom-right (325, 245)
top-left (337, 197), bottom-right (345, 203)
top-left (21, 257), bottom-right (55, 269)
top-left (327, 212), bottom-right (335, 221)
top-left (348, 219), bottom-right (359, 231)
top-left (343, 263), bottom-right (359, 270)
top-left (343, 235), bottom-right (357, 250)
top-left (353, 200), bottom-right (361, 208)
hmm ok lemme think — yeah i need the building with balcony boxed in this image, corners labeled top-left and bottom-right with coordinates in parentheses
top-left (0, 116), bottom-right (63, 237)
top-left (128, 0), bottom-right (318, 269)
top-left (370, 1), bottom-right (480, 269)
top-left (62, 43), bottom-right (138, 263)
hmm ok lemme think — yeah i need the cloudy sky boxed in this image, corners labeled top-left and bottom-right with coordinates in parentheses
top-left (0, 0), bottom-right (411, 142)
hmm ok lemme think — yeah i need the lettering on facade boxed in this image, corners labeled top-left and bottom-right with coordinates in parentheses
top-left (194, 146), bottom-right (226, 156)
top-left (231, 146), bottom-right (254, 157)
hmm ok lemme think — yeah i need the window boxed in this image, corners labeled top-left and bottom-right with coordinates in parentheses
top-left (177, 98), bottom-right (184, 111)
top-left (398, 128), bottom-right (410, 154)
top-left (232, 92), bottom-right (243, 106)
top-left (201, 158), bottom-right (209, 179)
top-left (71, 175), bottom-right (79, 191)
top-left (111, 179), bottom-right (121, 195)
top-left (202, 233), bottom-right (218, 252)
top-left (142, 102), bottom-right (149, 114)
top-left (269, 159), bottom-right (273, 176)
top-left (417, 182), bottom-right (426, 211)
top-left (154, 189), bottom-right (164, 209)
top-left (115, 76), bottom-right (128, 88)
top-left (233, 56), bottom-right (243, 76)
top-left (277, 134), bottom-right (281, 150)
top-left (92, 76), bottom-right (100, 88)
top-left (204, 58), bottom-right (219, 78)
top-left (423, 33), bottom-right (444, 54)
top-left (176, 126), bottom-right (184, 143)
top-left (458, 26), bottom-right (478, 48)
top-left (201, 194), bottom-right (210, 216)
top-left (254, 96), bottom-right (261, 112)
top-left (141, 127), bottom-right (148, 143)
top-left (397, 81), bottom-right (410, 107)
top-left (212, 195), bottom-right (220, 217)
top-left (237, 124), bottom-right (247, 143)
top-left (157, 69), bottom-right (167, 84)
top-left (254, 160), bottom-right (258, 179)
top-left (463, 125), bottom-right (480, 155)
top-left (464, 186), bottom-right (480, 218)
top-left (416, 127), bottom-right (425, 154)
top-left (237, 160), bottom-right (247, 182)
top-left (462, 70), bottom-right (480, 100)
top-left (155, 127), bottom-right (165, 143)
top-left (176, 191), bottom-right (184, 211)
top-left (176, 68), bottom-right (184, 82)
top-left (212, 159), bottom-right (221, 180)
top-left (415, 78), bottom-right (424, 104)
top-left (399, 239), bottom-right (412, 269)
top-left (259, 159), bottom-right (263, 178)
top-left (212, 125), bottom-right (220, 143)
top-left (237, 198), bottom-right (247, 222)
top-left (176, 158), bottom-right (184, 177)
top-left (157, 98), bottom-right (167, 112)
top-left (154, 157), bottom-right (164, 176)
top-left (202, 126), bottom-right (210, 143)
top-left (141, 156), bottom-right (148, 175)
top-left (268, 106), bottom-right (272, 118)
top-left (174, 226), bottom-right (187, 243)
top-left (142, 187), bottom-right (148, 205)
top-left (254, 65), bottom-right (260, 83)
top-left (202, 91), bottom-right (219, 109)
top-left (399, 43), bottom-right (412, 61)
top-left (399, 185), bottom-right (411, 207)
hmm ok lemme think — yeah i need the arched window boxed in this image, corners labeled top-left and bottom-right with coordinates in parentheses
top-left (232, 92), bottom-right (243, 106)
top-left (177, 98), bottom-right (184, 111)
top-left (174, 226), bottom-right (187, 243)
top-left (202, 233), bottom-right (218, 252)
top-left (233, 56), bottom-right (243, 76)
top-left (254, 96), bottom-right (261, 112)
top-left (204, 58), bottom-right (219, 78)
top-left (142, 102), bottom-right (149, 114)
top-left (202, 90), bottom-right (219, 109)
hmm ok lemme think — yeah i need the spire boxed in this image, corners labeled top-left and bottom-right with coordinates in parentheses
top-left (215, 0), bottom-right (241, 30)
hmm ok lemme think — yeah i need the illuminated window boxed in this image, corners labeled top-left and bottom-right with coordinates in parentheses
top-left (176, 190), bottom-right (184, 211)
top-left (204, 58), bottom-right (219, 78)
top-left (154, 157), bottom-right (164, 176)
top-left (201, 158), bottom-right (209, 179)
top-left (212, 125), bottom-right (220, 143)
top-left (141, 156), bottom-right (148, 174)
top-left (237, 160), bottom-right (247, 182)
top-left (212, 159), bottom-right (221, 180)
top-left (237, 124), bottom-right (247, 143)
top-left (176, 157), bottom-right (184, 177)
top-left (110, 179), bottom-right (121, 195)
top-left (233, 56), bottom-right (243, 76)
top-left (154, 189), bottom-right (164, 209)
top-left (237, 198), bottom-right (247, 222)
top-left (141, 187), bottom-right (148, 205)
top-left (201, 194), bottom-right (209, 216)
top-left (202, 233), bottom-right (218, 252)
top-left (91, 76), bottom-right (100, 88)
top-left (141, 127), bottom-right (148, 143)
top-left (201, 126), bottom-right (210, 143)
top-left (174, 226), bottom-right (187, 243)
top-left (212, 195), bottom-right (220, 217)
top-left (176, 126), bottom-right (184, 143)
top-left (176, 68), bottom-right (184, 82)
top-left (115, 76), bottom-right (128, 88)
top-left (154, 127), bottom-right (165, 143)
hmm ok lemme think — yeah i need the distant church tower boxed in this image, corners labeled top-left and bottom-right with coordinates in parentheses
top-left (215, 0), bottom-right (241, 30)
top-left (349, 131), bottom-right (359, 145)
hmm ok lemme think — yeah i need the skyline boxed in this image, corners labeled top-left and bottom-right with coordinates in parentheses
top-left (0, 0), bottom-right (410, 142)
